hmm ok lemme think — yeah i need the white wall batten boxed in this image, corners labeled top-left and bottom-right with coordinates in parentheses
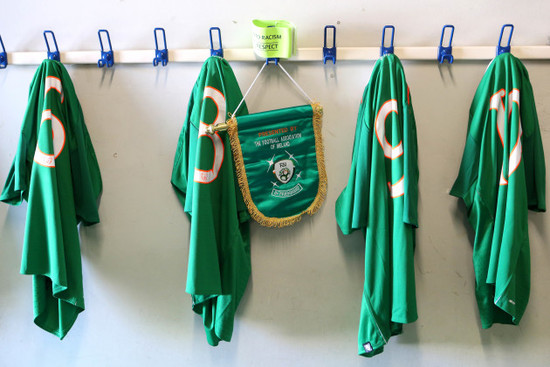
top-left (5, 45), bottom-right (550, 65)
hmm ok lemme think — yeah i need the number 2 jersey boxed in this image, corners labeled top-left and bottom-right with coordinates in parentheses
top-left (450, 52), bottom-right (546, 328)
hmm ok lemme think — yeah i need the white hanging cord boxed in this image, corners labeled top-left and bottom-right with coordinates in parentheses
top-left (208, 60), bottom-right (314, 135)
top-left (231, 61), bottom-right (268, 117)
top-left (231, 60), bottom-right (315, 118)
top-left (277, 62), bottom-right (313, 103)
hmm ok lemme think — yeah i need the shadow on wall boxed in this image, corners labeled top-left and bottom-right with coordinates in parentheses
top-left (0, 202), bottom-right (28, 300)
top-left (72, 62), bottom-right (196, 336)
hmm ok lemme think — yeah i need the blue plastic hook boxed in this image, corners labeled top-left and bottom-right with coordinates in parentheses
top-left (263, 25), bottom-right (279, 65)
top-left (380, 25), bottom-right (395, 56)
top-left (0, 35), bottom-right (7, 69)
top-left (43, 30), bottom-right (60, 61)
top-left (497, 24), bottom-right (514, 55)
top-left (209, 27), bottom-right (224, 58)
top-left (98, 29), bottom-right (114, 68)
top-left (265, 58), bottom-right (279, 65)
top-left (438, 25), bottom-right (455, 64)
top-left (153, 27), bottom-right (168, 67)
top-left (323, 25), bottom-right (337, 64)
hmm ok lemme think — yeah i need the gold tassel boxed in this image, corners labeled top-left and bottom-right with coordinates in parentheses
top-left (307, 102), bottom-right (328, 217)
top-left (227, 103), bottom-right (327, 228)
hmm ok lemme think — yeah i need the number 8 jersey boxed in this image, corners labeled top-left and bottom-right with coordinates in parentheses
top-left (450, 52), bottom-right (546, 328)
top-left (171, 56), bottom-right (251, 346)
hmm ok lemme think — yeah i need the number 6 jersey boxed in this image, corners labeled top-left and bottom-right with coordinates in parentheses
top-left (1, 59), bottom-right (102, 338)
top-left (450, 52), bottom-right (546, 328)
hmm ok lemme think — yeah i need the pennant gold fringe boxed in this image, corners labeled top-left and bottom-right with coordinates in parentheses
top-left (227, 103), bottom-right (327, 228)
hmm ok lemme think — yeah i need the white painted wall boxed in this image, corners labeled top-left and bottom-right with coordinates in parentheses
top-left (1, 1), bottom-right (550, 366)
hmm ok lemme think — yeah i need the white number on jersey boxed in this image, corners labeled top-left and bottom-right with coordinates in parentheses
top-left (33, 77), bottom-right (66, 168)
top-left (375, 99), bottom-right (404, 198)
top-left (489, 88), bottom-right (522, 185)
top-left (194, 86), bottom-right (226, 184)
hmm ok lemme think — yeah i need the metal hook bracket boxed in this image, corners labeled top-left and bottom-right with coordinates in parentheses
top-left (497, 24), bottom-right (514, 55)
top-left (380, 25), bottom-right (395, 56)
top-left (0, 36), bottom-right (7, 69)
top-left (98, 29), bottom-right (114, 68)
top-left (43, 30), bottom-right (60, 61)
top-left (323, 25), bottom-right (337, 64)
top-left (209, 27), bottom-right (224, 58)
top-left (153, 27), bottom-right (168, 67)
top-left (438, 25), bottom-right (455, 64)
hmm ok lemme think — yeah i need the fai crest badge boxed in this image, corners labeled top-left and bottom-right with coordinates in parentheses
top-left (273, 159), bottom-right (295, 184)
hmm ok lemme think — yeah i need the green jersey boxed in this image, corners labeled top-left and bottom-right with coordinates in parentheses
top-left (335, 54), bottom-right (419, 357)
top-left (1, 59), bottom-right (102, 338)
top-left (171, 57), bottom-right (251, 346)
top-left (450, 53), bottom-right (546, 328)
